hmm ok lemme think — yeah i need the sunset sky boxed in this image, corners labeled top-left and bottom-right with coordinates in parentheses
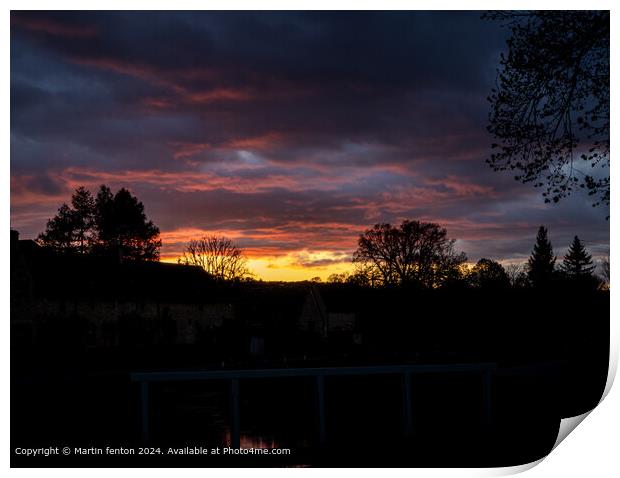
top-left (10, 11), bottom-right (609, 281)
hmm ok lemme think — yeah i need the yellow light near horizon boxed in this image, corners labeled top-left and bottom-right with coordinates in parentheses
top-left (247, 257), bottom-right (353, 282)
top-left (161, 251), bottom-right (354, 282)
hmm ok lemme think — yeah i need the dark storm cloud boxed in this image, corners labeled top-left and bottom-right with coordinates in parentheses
top-left (11, 11), bottom-right (502, 148)
top-left (10, 11), bottom-right (609, 269)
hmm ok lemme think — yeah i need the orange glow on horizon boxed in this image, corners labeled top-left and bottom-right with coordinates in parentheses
top-left (161, 250), bottom-right (354, 282)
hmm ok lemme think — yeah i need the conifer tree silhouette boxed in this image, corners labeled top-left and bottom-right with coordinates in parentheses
top-left (527, 226), bottom-right (556, 287)
top-left (560, 236), bottom-right (595, 279)
top-left (38, 185), bottom-right (161, 260)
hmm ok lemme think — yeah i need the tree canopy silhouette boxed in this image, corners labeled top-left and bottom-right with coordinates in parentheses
top-left (469, 258), bottom-right (510, 289)
top-left (486, 11), bottom-right (609, 208)
top-left (178, 235), bottom-right (251, 281)
top-left (527, 226), bottom-right (556, 287)
top-left (37, 185), bottom-right (161, 261)
top-left (560, 236), bottom-right (595, 279)
top-left (37, 186), bottom-right (97, 254)
top-left (327, 272), bottom-right (350, 284)
top-left (352, 220), bottom-right (467, 288)
top-left (93, 186), bottom-right (161, 261)
top-left (71, 186), bottom-right (96, 254)
top-left (505, 263), bottom-right (529, 288)
top-left (37, 203), bottom-right (80, 254)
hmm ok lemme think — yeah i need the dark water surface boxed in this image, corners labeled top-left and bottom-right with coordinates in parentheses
top-left (13, 360), bottom-right (591, 467)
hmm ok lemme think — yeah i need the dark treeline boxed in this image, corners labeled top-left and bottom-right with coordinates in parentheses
top-left (16, 186), bottom-right (609, 373)
top-left (336, 221), bottom-right (606, 292)
top-left (37, 186), bottom-right (607, 289)
top-left (12, 187), bottom-right (610, 467)
top-left (12, 220), bottom-right (608, 372)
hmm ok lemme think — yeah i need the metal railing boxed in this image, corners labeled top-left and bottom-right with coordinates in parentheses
top-left (131, 362), bottom-right (499, 447)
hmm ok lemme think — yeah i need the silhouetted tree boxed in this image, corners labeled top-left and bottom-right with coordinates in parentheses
top-left (527, 226), bottom-right (556, 286)
top-left (352, 220), bottom-right (467, 288)
top-left (37, 203), bottom-right (76, 254)
top-left (70, 186), bottom-right (96, 254)
top-left (469, 258), bottom-right (510, 289)
top-left (178, 235), bottom-right (250, 280)
top-left (38, 185), bottom-right (161, 260)
top-left (505, 263), bottom-right (529, 288)
top-left (327, 272), bottom-right (350, 283)
top-left (560, 236), bottom-right (595, 279)
top-left (94, 186), bottom-right (161, 261)
top-left (346, 263), bottom-right (380, 287)
top-left (37, 187), bottom-right (96, 254)
top-left (486, 11), bottom-right (610, 208)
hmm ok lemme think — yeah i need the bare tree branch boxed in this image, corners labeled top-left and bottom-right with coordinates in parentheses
top-left (179, 235), bottom-right (251, 281)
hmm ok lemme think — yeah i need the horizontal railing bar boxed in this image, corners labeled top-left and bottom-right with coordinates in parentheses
top-left (493, 360), bottom-right (564, 376)
top-left (130, 362), bottom-right (499, 382)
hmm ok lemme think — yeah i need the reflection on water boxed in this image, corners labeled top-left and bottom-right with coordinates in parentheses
top-left (222, 429), bottom-right (278, 449)
top-left (158, 381), bottom-right (312, 449)
top-left (157, 375), bottom-right (404, 451)
top-left (11, 366), bottom-right (573, 466)
top-left (154, 370), bottom-right (553, 463)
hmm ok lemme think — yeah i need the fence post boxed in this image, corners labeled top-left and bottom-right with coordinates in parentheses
top-left (140, 381), bottom-right (149, 444)
top-left (230, 378), bottom-right (241, 448)
top-left (482, 369), bottom-right (493, 431)
top-left (316, 375), bottom-right (326, 446)
top-left (402, 372), bottom-right (413, 436)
